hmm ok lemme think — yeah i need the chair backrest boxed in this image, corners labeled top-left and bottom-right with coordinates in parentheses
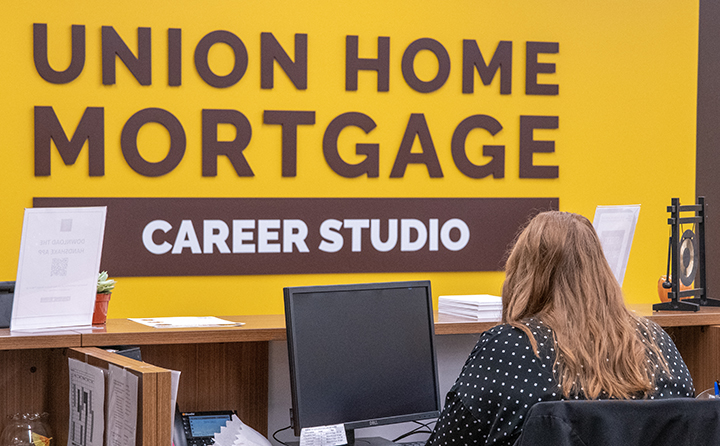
top-left (513, 399), bottom-right (720, 446)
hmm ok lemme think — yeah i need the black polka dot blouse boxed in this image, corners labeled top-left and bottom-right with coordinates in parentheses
top-left (426, 318), bottom-right (694, 446)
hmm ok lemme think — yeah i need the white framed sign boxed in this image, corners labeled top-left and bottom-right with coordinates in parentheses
top-left (592, 205), bottom-right (640, 286)
top-left (11, 207), bottom-right (107, 331)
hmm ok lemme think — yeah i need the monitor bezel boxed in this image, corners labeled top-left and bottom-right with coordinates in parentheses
top-left (0, 281), bottom-right (15, 293)
top-left (284, 280), bottom-right (441, 437)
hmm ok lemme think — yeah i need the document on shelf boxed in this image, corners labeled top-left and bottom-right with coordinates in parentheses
top-left (68, 357), bottom-right (105, 446)
top-left (12, 206), bottom-right (107, 331)
top-left (592, 205), bottom-right (640, 286)
top-left (170, 370), bottom-right (181, 435)
top-left (106, 364), bottom-right (138, 446)
top-left (128, 316), bottom-right (245, 329)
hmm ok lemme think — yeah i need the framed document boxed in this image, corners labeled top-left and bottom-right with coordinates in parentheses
top-left (11, 207), bottom-right (107, 331)
top-left (592, 205), bottom-right (640, 286)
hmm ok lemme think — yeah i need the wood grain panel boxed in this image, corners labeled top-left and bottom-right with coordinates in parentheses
top-left (0, 349), bottom-right (51, 425)
top-left (66, 347), bottom-right (173, 446)
top-left (140, 341), bottom-right (269, 435)
top-left (80, 316), bottom-right (286, 346)
top-left (0, 331), bottom-right (81, 350)
top-left (666, 325), bottom-right (720, 394)
top-left (47, 349), bottom-right (70, 446)
top-left (0, 349), bottom-right (71, 445)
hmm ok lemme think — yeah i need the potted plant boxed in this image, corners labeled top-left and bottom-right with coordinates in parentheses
top-left (93, 271), bottom-right (116, 325)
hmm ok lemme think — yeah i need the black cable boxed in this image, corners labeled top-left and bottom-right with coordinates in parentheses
top-left (392, 420), bottom-right (436, 443)
top-left (271, 425), bottom-right (293, 446)
top-left (393, 430), bottom-right (433, 443)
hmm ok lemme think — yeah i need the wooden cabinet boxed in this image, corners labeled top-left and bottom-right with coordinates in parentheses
top-left (0, 316), bottom-right (283, 446)
top-left (0, 338), bottom-right (172, 446)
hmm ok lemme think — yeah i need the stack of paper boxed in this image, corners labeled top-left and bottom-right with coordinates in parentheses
top-left (438, 295), bottom-right (503, 322)
top-left (128, 316), bottom-right (244, 329)
top-left (212, 414), bottom-right (271, 446)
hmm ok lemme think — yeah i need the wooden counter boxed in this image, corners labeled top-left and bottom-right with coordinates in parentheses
top-left (3, 304), bottom-right (715, 350)
top-left (630, 303), bottom-right (720, 327)
top-left (77, 314), bottom-right (287, 346)
top-left (433, 304), bottom-right (720, 334)
top-left (4, 304), bottom-right (720, 445)
top-left (0, 328), bottom-right (81, 350)
top-left (433, 304), bottom-right (720, 393)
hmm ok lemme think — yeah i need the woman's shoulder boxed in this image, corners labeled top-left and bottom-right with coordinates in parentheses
top-left (484, 317), bottom-right (552, 335)
top-left (478, 320), bottom-right (537, 344)
top-left (475, 318), bottom-right (555, 354)
top-left (632, 316), bottom-right (672, 342)
top-left (457, 318), bottom-right (560, 404)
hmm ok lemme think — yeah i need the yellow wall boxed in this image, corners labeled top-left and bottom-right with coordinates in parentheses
top-left (0, 0), bottom-right (698, 316)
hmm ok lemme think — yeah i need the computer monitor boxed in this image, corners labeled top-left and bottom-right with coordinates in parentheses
top-left (0, 281), bottom-right (15, 329)
top-left (284, 280), bottom-right (441, 445)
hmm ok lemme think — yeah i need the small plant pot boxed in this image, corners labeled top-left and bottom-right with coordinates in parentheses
top-left (92, 293), bottom-right (112, 325)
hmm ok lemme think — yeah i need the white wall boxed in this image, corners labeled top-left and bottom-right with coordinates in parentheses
top-left (267, 334), bottom-right (480, 445)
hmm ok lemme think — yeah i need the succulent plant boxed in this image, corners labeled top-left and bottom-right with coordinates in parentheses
top-left (97, 271), bottom-right (116, 294)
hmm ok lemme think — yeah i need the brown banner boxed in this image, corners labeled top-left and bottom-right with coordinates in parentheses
top-left (33, 197), bottom-right (558, 277)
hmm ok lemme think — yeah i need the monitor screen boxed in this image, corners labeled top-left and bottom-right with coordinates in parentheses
top-left (284, 280), bottom-right (441, 438)
top-left (186, 413), bottom-right (232, 438)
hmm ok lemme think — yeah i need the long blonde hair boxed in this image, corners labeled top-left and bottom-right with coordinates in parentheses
top-left (502, 211), bottom-right (668, 399)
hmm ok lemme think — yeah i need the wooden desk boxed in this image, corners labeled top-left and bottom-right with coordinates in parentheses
top-left (435, 305), bottom-right (720, 393)
top-left (435, 305), bottom-right (720, 392)
top-left (2, 305), bottom-right (720, 445)
top-left (78, 315), bottom-right (287, 346)
top-left (0, 329), bottom-right (81, 350)
top-left (629, 303), bottom-right (720, 327)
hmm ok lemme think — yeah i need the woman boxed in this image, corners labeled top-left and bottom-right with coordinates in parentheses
top-left (426, 211), bottom-right (694, 446)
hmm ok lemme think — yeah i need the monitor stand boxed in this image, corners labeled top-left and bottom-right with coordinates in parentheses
top-left (343, 429), bottom-right (397, 446)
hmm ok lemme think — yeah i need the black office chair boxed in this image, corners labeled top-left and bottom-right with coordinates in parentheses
top-left (513, 399), bottom-right (720, 446)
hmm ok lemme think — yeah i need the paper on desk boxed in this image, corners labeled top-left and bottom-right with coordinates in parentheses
top-left (593, 205), bottom-right (640, 286)
top-left (300, 424), bottom-right (347, 446)
top-left (170, 370), bottom-right (181, 435)
top-left (12, 207), bottom-right (107, 331)
top-left (213, 415), bottom-right (271, 446)
top-left (438, 295), bottom-right (503, 321)
top-left (106, 364), bottom-right (138, 446)
top-left (128, 316), bottom-right (245, 328)
top-left (68, 357), bottom-right (105, 446)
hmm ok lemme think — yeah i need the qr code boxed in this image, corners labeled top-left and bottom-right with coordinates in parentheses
top-left (60, 218), bottom-right (73, 232)
top-left (51, 257), bottom-right (69, 277)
